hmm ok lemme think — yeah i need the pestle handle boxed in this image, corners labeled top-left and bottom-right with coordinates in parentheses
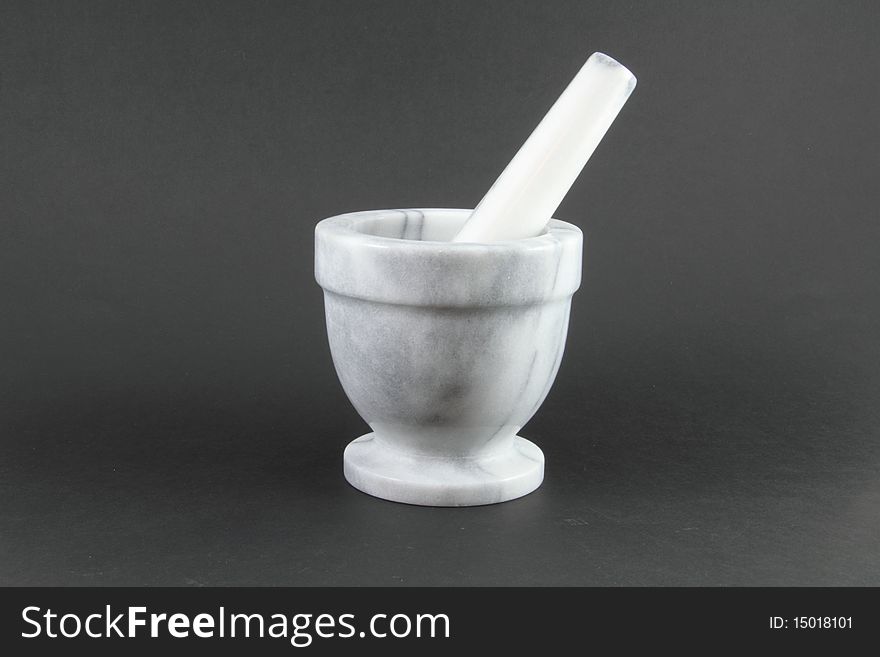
top-left (453, 52), bottom-right (636, 243)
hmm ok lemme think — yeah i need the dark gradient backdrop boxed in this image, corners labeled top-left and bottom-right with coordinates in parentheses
top-left (2, 1), bottom-right (879, 585)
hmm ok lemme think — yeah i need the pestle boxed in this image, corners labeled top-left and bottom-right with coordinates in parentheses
top-left (453, 52), bottom-right (636, 243)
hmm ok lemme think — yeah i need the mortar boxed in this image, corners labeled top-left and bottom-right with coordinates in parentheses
top-left (314, 208), bottom-right (582, 506)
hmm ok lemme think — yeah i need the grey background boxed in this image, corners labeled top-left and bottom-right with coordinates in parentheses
top-left (2, 0), bottom-right (879, 585)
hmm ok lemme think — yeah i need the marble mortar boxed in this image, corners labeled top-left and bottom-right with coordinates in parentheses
top-left (314, 208), bottom-right (582, 506)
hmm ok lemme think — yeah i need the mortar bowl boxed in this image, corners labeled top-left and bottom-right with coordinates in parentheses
top-left (315, 208), bottom-right (582, 506)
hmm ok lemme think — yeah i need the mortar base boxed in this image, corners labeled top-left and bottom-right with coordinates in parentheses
top-left (343, 433), bottom-right (544, 507)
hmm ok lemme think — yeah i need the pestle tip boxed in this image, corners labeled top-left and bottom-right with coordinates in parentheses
top-left (589, 51), bottom-right (637, 90)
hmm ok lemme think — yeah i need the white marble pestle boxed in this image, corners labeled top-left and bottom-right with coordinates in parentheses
top-left (453, 52), bottom-right (636, 243)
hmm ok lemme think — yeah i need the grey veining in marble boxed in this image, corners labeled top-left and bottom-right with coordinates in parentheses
top-left (314, 209), bottom-right (582, 506)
